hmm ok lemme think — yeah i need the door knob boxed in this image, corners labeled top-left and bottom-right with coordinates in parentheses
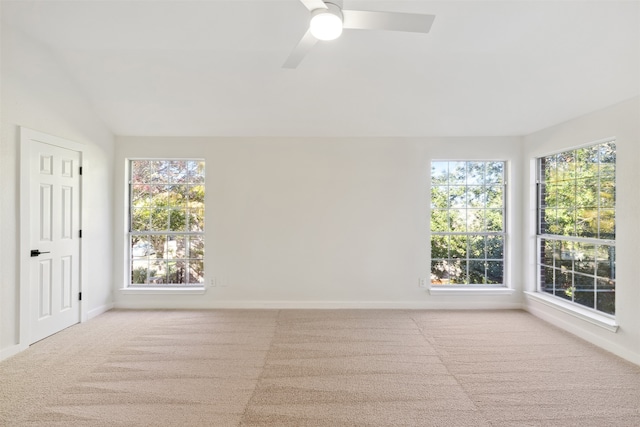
top-left (30, 249), bottom-right (51, 257)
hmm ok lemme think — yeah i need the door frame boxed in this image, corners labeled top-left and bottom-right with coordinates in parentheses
top-left (19, 127), bottom-right (85, 347)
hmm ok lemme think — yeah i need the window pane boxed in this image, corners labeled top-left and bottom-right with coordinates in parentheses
top-left (174, 236), bottom-right (187, 259)
top-left (449, 260), bottom-right (467, 284)
top-left (466, 209), bottom-right (485, 232)
top-left (168, 160), bottom-right (188, 183)
top-left (431, 162), bottom-right (449, 185)
top-left (431, 235), bottom-right (449, 259)
top-left (556, 151), bottom-right (575, 181)
top-left (542, 155), bottom-right (557, 183)
top-left (188, 185), bottom-right (205, 207)
top-left (486, 261), bottom-right (503, 284)
top-left (430, 210), bottom-right (448, 232)
top-left (596, 287), bottom-right (615, 315)
top-left (167, 261), bottom-right (187, 284)
top-left (189, 236), bottom-right (205, 259)
top-left (449, 209), bottom-right (466, 232)
top-left (540, 239), bottom-right (554, 266)
top-left (189, 209), bottom-right (205, 232)
top-left (576, 177), bottom-right (597, 207)
top-left (596, 245), bottom-right (615, 279)
top-left (540, 266), bottom-right (555, 294)
top-left (189, 260), bottom-right (205, 284)
top-left (575, 208), bottom-right (598, 238)
top-left (486, 235), bottom-right (503, 259)
top-left (468, 235), bottom-right (485, 259)
top-left (599, 209), bottom-right (615, 240)
top-left (468, 261), bottom-right (486, 284)
top-left (149, 260), bottom-right (167, 284)
top-left (448, 162), bottom-right (466, 185)
top-left (150, 208), bottom-right (169, 231)
top-left (574, 273), bottom-right (595, 310)
top-left (168, 208), bottom-right (187, 232)
top-left (574, 243), bottom-right (595, 275)
top-left (188, 161), bottom-right (206, 184)
top-left (486, 186), bottom-right (503, 208)
top-left (131, 208), bottom-right (150, 231)
top-left (486, 210), bottom-right (503, 232)
top-left (467, 186), bottom-right (485, 208)
top-left (431, 186), bottom-right (448, 209)
top-left (431, 261), bottom-right (449, 284)
top-left (599, 179), bottom-right (615, 208)
top-left (449, 186), bottom-right (466, 208)
top-left (131, 260), bottom-right (149, 284)
top-left (576, 145), bottom-right (598, 178)
top-left (486, 162), bottom-right (504, 184)
top-left (467, 162), bottom-right (485, 185)
top-left (450, 235), bottom-right (467, 259)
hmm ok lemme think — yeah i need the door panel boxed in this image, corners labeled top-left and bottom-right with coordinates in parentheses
top-left (29, 140), bottom-right (81, 343)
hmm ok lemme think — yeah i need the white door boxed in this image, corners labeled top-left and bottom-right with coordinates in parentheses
top-left (28, 139), bottom-right (81, 343)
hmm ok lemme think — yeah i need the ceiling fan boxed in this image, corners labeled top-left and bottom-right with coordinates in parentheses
top-left (283, 0), bottom-right (436, 68)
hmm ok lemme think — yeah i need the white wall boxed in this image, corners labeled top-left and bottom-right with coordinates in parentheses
top-left (522, 97), bottom-right (640, 365)
top-left (0, 25), bottom-right (115, 359)
top-left (114, 136), bottom-right (523, 309)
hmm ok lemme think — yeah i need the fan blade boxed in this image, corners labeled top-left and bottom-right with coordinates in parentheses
top-left (342, 10), bottom-right (435, 33)
top-left (283, 29), bottom-right (318, 69)
top-left (300, 0), bottom-right (327, 12)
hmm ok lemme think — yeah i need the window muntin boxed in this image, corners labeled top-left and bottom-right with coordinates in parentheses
top-left (536, 141), bottom-right (615, 315)
top-left (129, 160), bottom-right (205, 286)
top-left (430, 161), bottom-right (506, 285)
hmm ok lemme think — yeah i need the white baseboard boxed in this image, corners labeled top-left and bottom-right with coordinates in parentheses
top-left (115, 300), bottom-right (523, 310)
top-left (524, 299), bottom-right (640, 367)
top-left (85, 302), bottom-right (114, 321)
top-left (0, 344), bottom-right (28, 362)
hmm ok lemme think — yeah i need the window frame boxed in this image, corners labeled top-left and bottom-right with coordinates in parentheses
top-left (535, 139), bottom-right (616, 317)
top-left (429, 160), bottom-right (508, 287)
top-left (127, 158), bottom-right (205, 288)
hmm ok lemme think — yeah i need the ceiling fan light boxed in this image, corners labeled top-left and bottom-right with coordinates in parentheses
top-left (310, 5), bottom-right (343, 41)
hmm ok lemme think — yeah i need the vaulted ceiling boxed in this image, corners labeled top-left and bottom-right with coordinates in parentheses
top-left (3, 0), bottom-right (639, 137)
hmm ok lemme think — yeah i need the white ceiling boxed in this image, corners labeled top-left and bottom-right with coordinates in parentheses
top-left (3, 0), bottom-right (639, 137)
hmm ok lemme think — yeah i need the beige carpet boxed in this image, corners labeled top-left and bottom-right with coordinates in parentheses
top-left (1, 309), bottom-right (640, 426)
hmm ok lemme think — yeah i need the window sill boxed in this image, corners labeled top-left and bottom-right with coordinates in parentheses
top-left (120, 287), bottom-right (206, 295)
top-left (524, 291), bottom-right (618, 333)
top-left (428, 286), bottom-right (515, 296)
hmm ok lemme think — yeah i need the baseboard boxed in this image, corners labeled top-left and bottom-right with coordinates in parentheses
top-left (0, 344), bottom-right (28, 362)
top-left (85, 302), bottom-right (114, 321)
top-left (114, 300), bottom-right (523, 310)
top-left (524, 300), bottom-right (640, 367)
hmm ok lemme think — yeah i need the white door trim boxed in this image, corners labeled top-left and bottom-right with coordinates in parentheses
top-left (19, 127), bottom-right (85, 347)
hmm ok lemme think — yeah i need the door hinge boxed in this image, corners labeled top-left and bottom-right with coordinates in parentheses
top-left (79, 166), bottom-right (83, 175)
top-left (78, 292), bottom-right (82, 301)
top-left (79, 230), bottom-right (82, 238)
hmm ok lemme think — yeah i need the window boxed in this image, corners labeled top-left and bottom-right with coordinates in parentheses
top-left (129, 160), bottom-right (205, 286)
top-left (430, 161), bottom-right (506, 285)
top-left (536, 140), bottom-right (616, 315)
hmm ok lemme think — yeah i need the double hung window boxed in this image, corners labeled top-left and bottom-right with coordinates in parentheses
top-left (430, 161), bottom-right (506, 285)
top-left (536, 141), bottom-right (616, 315)
top-left (129, 160), bottom-right (205, 286)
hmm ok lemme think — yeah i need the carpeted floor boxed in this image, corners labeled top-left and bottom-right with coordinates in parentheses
top-left (1, 309), bottom-right (639, 426)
